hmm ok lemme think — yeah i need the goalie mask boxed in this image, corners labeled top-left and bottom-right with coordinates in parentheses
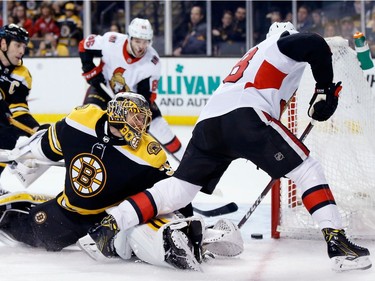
top-left (107, 92), bottom-right (152, 149)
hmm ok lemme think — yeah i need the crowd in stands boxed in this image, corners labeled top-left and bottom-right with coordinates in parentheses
top-left (0, 1), bottom-right (83, 57)
top-left (1, 1), bottom-right (375, 57)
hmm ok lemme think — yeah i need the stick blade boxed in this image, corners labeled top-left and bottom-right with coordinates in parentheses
top-left (193, 202), bottom-right (238, 217)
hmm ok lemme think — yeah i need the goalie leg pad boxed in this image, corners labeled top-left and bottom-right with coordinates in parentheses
top-left (114, 212), bottom-right (204, 271)
top-left (203, 218), bottom-right (244, 257)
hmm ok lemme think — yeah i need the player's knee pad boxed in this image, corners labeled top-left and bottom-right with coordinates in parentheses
top-left (203, 218), bottom-right (244, 257)
top-left (114, 212), bottom-right (204, 271)
top-left (286, 156), bottom-right (327, 194)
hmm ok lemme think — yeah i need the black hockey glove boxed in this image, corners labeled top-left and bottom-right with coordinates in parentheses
top-left (0, 97), bottom-right (11, 125)
top-left (308, 82), bottom-right (342, 122)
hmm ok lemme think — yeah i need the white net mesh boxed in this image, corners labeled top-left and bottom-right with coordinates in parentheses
top-left (278, 36), bottom-right (375, 239)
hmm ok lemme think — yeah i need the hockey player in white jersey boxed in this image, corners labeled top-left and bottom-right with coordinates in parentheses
top-left (79, 22), bottom-right (371, 272)
top-left (79, 18), bottom-right (185, 161)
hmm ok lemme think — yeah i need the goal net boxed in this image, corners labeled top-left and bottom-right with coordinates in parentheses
top-left (272, 36), bottom-right (375, 239)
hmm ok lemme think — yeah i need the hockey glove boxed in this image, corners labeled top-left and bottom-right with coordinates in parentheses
top-left (0, 97), bottom-right (11, 125)
top-left (82, 65), bottom-right (106, 88)
top-left (308, 82), bottom-right (342, 122)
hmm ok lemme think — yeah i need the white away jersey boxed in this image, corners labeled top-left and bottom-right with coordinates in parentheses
top-left (197, 31), bottom-right (307, 123)
top-left (82, 32), bottom-right (161, 94)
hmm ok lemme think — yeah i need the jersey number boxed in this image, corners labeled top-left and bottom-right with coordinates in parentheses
top-left (223, 47), bottom-right (258, 83)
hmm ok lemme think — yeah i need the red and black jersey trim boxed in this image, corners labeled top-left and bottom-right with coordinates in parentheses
top-left (302, 184), bottom-right (336, 214)
top-left (127, 190), bottom-right (157, 223)
top-left (164, 136), bottom-right (182, 154)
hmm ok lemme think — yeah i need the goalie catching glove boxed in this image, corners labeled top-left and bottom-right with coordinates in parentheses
top-left (308, 82), bottom-right (342, 121)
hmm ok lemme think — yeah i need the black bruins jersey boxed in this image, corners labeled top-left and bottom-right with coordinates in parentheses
top-left (39, 104), bottom-right (172, 215)
top-left (0, 61), bottom-right (39, 130)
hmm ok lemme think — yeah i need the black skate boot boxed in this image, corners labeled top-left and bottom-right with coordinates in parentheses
top-left (78, 215), bottom-right (119, 260)
top-left (323, 228), bottom-right (372, 271)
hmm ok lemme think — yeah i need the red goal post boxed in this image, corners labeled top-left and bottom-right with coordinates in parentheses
top-left (271, 36), bottom-right (375, 239)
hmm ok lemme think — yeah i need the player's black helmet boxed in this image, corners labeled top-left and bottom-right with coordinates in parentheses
top-left (0, 24), bottom-right (30, 45)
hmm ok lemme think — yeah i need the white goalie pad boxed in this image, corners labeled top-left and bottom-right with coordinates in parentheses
top-left (114, 213), bottom-right (204, 271)
top-left (203, 219), bottom-right (244, 257)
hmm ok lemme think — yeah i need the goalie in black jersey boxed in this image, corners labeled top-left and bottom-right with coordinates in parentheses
top-left (0, 92), bottom-right (243, 271)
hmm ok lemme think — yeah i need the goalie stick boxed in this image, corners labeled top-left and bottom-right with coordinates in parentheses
top-left (237, 120), bottom-right (316, 229)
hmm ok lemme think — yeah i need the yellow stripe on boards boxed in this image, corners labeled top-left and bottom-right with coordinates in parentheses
top-left (33, 114), bottom-right (199, 126)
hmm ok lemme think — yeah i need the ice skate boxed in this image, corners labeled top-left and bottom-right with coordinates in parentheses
top-left (323, 228), bottom-right (372, 272)
top-left (78, 215), bottom-right (119, 261)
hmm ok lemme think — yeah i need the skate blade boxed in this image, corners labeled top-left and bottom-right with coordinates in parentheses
top-left (77, 234), bottom-right (118, 263)
top-left (331, 256), bottom-right (372, 272)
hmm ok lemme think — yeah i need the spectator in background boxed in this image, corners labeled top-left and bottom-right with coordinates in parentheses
top-left (212, 10), bottom-right (234, 55)
top-left (339, 16), bottom-right (358, 49)
top-left (109, 23), bottom-right (123, 33)
top-left (173, 5), bottom-right (206, 56)
top-left (51, 1), bottom-right (63, 19)
top-left (25, 0), bottom-right (39, 21)
top-left (232, 6), bottom-right (246, 42)
top-left (310, 9), bottom-right (324, 36)
top-left (324, 21), bottom-right (338, 38)
top-left (266, 10), bottom-right (282, 25)
top-left (13, 4), bottom-right (33, 35)
top-left (296, 5), bottom-right (313, 32)
top-left (35, 32), bottom-right (69, 57)
top-left (284, 11), bottom-right (293, 22)
top-left (31, 2), bottom-right (60, 38)
top-left (56, 2), bottom-right (83, 56)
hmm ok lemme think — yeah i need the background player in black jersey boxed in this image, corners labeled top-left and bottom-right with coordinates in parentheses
top-left (0, 24), bottom-right (46, 191)
top-left (79, 18), bottom-right (185, 162)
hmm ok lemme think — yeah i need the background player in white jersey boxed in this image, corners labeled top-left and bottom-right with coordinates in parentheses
top-left (80, 22), bottom-right (371, 272)
top-left (79, 18), bottom-right (185, 161)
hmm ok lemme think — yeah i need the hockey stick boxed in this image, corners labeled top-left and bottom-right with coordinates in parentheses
top-left (237, 119), bottom-right (316, 229)
top-left (193, 202), bottom-right (238, 217)
top-left (9, 117), bottom-right (36, 135)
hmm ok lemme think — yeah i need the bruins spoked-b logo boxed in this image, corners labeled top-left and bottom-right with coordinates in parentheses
top-left (34, 211), bottom-right (47, 224)
top-left (69, 153), bottom-right (107, 198)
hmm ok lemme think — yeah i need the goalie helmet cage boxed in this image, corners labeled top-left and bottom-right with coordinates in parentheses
top-left (271, 36), bottom-right (375, 240)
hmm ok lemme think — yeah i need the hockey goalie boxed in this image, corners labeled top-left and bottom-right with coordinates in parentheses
top-left (0, 192), bottom-right (243, 271)
top-left (0, 91), bottom-right (243, 271)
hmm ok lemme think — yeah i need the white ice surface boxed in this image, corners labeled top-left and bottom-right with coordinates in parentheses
top-left (0, 126), bottom-right (374, 281)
